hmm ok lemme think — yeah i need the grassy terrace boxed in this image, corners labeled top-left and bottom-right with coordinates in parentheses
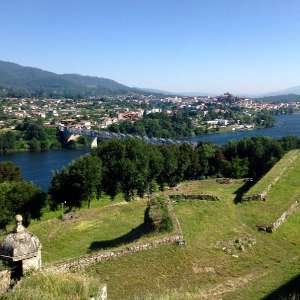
top-left (242, 150), bottom-right (300, 226)
top-left (1, 196), bottom-right (171, 265)
top-left (83, 179), bottom-right (300, 299)
top-left (244, 149), bottom-right (300, 198)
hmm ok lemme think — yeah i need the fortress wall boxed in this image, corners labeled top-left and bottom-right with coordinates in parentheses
top-left (169, 194), bottom-right (220, 201)
top-left (45, 235), bottom-right (183, 273)
top-left (165, 194), bottom-right (183, 235)
top-left (258, 200), bottom-right (299, 233)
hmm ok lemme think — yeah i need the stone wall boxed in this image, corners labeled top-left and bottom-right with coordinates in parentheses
top-left (170, 194), bottom-right (220, 202)
top-left (258, 201), bottom-right (299, 233)
top-left (0, 270), bottom-right (10, 294)
top-left (45, 235), bottom-right (183, 273)
top-left (216, 178), bottom-right (230, 184)
top-left (165, 195), bottom-right (183, 235)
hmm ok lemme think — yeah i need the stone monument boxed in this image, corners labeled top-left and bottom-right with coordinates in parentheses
top-left (0, 215), bottom-right (42, 280)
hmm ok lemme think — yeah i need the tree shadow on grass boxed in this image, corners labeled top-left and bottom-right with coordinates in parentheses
top-left (233, 180), bottom-right (255, 204)
top-left (262, 273), bottom-right (300, 300)
top-left (88, 223), bottom-right (147, 253)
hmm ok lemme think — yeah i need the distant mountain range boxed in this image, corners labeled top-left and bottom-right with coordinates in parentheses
top-left (0, 60), bottom-right (142, 96)
top-left (136, 88), bottom-right (219, 97)
top-left (139, 87), bottom-right (300, 99)
top-left (1, 60), bottom-right (300, 100)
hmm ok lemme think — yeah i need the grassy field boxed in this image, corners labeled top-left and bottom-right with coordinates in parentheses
top-left (80, 179), bottom-right (300, 299)
top-left (28, 199), bottom-right (169, 264)
top-left (1, 194), bottom-right (172, 266)
top-left (2, 152), bottom-right (300, 299)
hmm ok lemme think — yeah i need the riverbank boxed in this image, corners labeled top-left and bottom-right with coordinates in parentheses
top-left (0, 143), bottom-right (89, 155)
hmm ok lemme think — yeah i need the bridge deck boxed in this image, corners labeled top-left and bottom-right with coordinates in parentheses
top-left (59, 126), bottom-right (197, 147)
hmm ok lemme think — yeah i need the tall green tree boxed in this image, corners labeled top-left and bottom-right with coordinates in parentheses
top-left (92, 138), bottom-right (152, 201)
top-left (49, 155), bottom-right (102, 210)
top-left (196, 141), bottom-right (216, 176)
top-left (220, 156), bottom-right (249, 179)
top-left (119, 138), bottom-right (151, 201)
top-left (91, 138), bottom-right (125, 199)
top-left (0, 161), bottom-right (23, 183)
top-left (0, 181), bottom-right (46, 229)
top-left (178, 142), bottom-right (200, 180)
top-left (0, 131), bottom-right (16, 152)
top-left (68, 155), bottom-right (102, 209)
top-left (156, 144), bottom-right (180, 190)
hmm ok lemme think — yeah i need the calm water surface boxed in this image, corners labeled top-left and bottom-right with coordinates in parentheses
top-left (183, 114), bottom-right (300, 144)
top-left (0, 148), bottom-right (90, 191)
top-left (0, 114), bottom-right (299, 191)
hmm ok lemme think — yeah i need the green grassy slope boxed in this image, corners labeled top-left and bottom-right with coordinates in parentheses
top-left (84, 178), bottom-right (300, 299)
top-left (2, 151), bottom-right (300, 299)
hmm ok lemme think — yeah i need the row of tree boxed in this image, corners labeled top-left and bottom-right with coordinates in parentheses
top-left (2, 134), bottom-right (299, 229)
top-left (49, 135), bottom-right (300, 210)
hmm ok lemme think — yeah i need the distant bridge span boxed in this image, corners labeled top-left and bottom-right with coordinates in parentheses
top-left (58, 126), bottom-right (197, 149)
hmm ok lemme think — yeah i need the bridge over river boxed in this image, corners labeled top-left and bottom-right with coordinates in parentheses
top-left (58, 126), bottom-right (198, 149)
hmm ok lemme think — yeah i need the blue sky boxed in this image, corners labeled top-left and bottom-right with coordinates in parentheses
top-left (1, 0), bottom-right (300, 94)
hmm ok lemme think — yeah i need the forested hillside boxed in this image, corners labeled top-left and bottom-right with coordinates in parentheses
top-left (0, 61), bottom-right (141, 97)
top-left (254, 93), bottom-right (300, 103)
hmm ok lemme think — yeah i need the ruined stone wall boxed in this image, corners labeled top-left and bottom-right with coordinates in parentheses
top-left (45, 235), bottom-right (183, 272)
top-left (165, 195), bottom-right (183, 235)
top-left (169, 194), bottom-right (220, 202)
top-left (216, 178), bottom-right (230, 184)
top-left (258, 200), bottom-right (299, 233)
top-left (0, 270), bottom-right (10, 294)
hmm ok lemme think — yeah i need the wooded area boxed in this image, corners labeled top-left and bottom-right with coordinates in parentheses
top-left (1, 134), bottom-right (299, 230)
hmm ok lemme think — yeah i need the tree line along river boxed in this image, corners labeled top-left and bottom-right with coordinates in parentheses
top-left (0, 114), bottom-right (299, 191)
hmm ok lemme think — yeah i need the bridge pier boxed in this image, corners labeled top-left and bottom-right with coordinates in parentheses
top-left (90, 136), bottom-right (97, 149)
top-left (64, 133), bottom-right (80, 143)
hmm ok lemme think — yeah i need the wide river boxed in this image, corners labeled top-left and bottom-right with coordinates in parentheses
top-left (0, 114), bottom-right (299, 191)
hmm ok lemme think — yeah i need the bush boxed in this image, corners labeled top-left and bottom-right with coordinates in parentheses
top-left (50, 141), bottom-right (62, 149)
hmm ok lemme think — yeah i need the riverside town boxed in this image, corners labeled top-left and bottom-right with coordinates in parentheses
top-left (0, 91), bottom-right (297, 152)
